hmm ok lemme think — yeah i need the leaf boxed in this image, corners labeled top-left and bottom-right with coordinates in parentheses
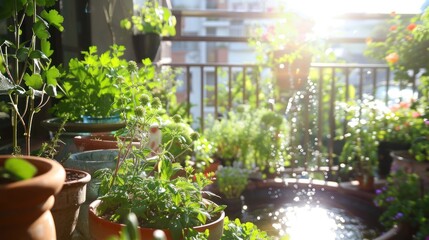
top-left (36, 0), bottom-right (46, 6)
top-left (16, 47), bottom-right (30, 62)
top-left (41, 9), bottom-right (64, 32)
top-left (33, 19), bottom-right (50, 40)
top-left (5, 157), bottom-right (37, 180)
top-left (46, 84), bottom-right (57, 97)
top-left (45, 66), bottom-right (60, 85)
top-left (29, 49), bottom-right (48, 60)
top-left (24, 73), bottom-right (43, 89)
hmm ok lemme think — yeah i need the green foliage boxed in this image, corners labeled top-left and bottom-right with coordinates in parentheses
top-left (0, 0), bottom-right (64, 154)
top-left (204, 106), bottom-right (288, 174)
top-left (0, 157), bottom-right (37, 182)
top-left (162, 121), bottom-right (195, 164)
top-left (365, 11), bottom-right (429, 84)
top-left (410, 135), bottom-right (429, 162)
top-left (120, 1), bottom-right (176, 37)
top-left (338, 96), bottom-right (380, 177)
top-left (51, 45), bottom-right (158, 121)
top-left (94, 84), bottom-right (224, 240)
top-left (374, 171), bottom-right (429, 239)
top-left (221, 217), bottom-right (272, 240)
top-left (216, 165), bottom-right (249, 199)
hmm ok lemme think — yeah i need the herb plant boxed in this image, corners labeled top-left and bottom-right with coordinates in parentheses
top-left (221, 217), bottom-right (272, 240)
top-left (338, 96), bottom-right (380, 177)
top-left (51, 46), bottom-right (156, 121)
top-left (374, 170), bottom-right (429, 239)
top-left (94, 64), bottom-right (224, 239)
top-left (0, 0), bottom-right (64, 154)
top-left (216, 164), bottom-right (250, 199)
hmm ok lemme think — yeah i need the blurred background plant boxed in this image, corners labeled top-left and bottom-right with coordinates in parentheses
top-left (374, 170), bottom-right (429, 239)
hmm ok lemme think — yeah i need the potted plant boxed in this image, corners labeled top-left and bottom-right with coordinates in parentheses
top-left (338, 97), bottom-right (380, 190)
top-left (0, 0), bottom-right (68, 238)
top-left (88, 90), bottom-right (225, 240)
top-left (215, 164), bottom-right (250, 212)
top-left (204, 106), bottom-right (288, 178)
top-left (221, 217), bottom-right (273, 240)
top-left (42, 50), bottom-right (158, 160)
top-left (0, 155), bottom-right (65, 239)
top-left (375, 101), bottom-right (418, 178)
top-left (374, 170), bottom-right (429, 239)
top-left (35, 124), bottom-right (91, 240)
top-left (120, 0), bottom-right (176, 61)
top-left (248, 11), bottom-right (315, 93)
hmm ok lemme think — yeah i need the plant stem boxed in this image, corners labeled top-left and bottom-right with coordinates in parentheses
top-left (11, 1), bottom-right (20, 154)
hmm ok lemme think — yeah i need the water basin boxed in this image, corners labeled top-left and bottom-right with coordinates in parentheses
top-left (226, 179), bottom-right (384, 240)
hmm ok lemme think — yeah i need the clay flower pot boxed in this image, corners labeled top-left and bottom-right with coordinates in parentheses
top-left (52, 168), bottom-right (91, 240)
top-left (88, 199), bottom-right (225, 240)
top-left (74, 135), bottom-right (140, 151)
top-left (0, 155), bottom-right (66, 240)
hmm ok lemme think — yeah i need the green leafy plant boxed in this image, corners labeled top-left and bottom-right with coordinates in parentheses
top-left (377, 101), bottom-right (422, 144)
top-left (216, 164), bottom-right (250, 199)
top-left (120, 0), bottom-right (176, 37)
top-left (221, 217), bottom-right (272, 240)
top-left (51, 46), bottom-right (156, 121)
top-left (338, 96), bottom-right (380, 178)
top-left (365, 11), bottom-right (429, 84)
top-left (374, 170), bottom-right (429, 239)
top-left (0, 0), bottom-right (64, 154)
top-left (204, 106), bottom-right (288, 175)
top-left (94, 69), bottom-right (224, 240)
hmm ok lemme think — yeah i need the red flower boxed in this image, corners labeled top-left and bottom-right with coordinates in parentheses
top-left (407, 23), bottom-right (417, 31)
top-left (399, 102), bottom-right (410, 108)
top-left (412, 112), bottom-right (421, 118)
top-left (385, 52), bottom-right (399, 64)
top-left (390, 25), bottom-right (397, 31)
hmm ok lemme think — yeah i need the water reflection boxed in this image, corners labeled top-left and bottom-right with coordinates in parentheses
top-left (243, 203), bottom-right (378, 240)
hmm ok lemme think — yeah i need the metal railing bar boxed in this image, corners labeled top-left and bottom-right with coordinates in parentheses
top-left (328, 67), bottom-right (336, 174)
top-left (186, 66), bottom-right (191, 117)
top-left (200, 66), bottom-right (205, 132)
top-left (214, 66), bottom-right (218, 119)
top-left (228, 66), bottom-right (232, 111)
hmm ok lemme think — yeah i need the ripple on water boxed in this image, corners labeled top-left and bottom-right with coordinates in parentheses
top-left (241, 203), bottom-right (379, 240)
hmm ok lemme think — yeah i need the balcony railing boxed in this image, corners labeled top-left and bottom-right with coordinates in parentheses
top-left (159, 9), bottom-right (419, 178)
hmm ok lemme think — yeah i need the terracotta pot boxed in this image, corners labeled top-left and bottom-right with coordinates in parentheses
top-left (357, 174), bottom-right (375, 192)
top-left (0, 155), bottom-right (66, 240)
top-left (273, 49), bottom-right (312, 92)
top-left (63, 149), bottom-right (118, 239)
top-left (74, 135), bottom-right (141, 151)
top-left (52, 168), bottom-right (91, 240)
top-left (377, 141), bottom-right (410, 179)
top-left (88, 199), bottom-right (225, 240)
top-left (390, 150), bottom-right (429, 188)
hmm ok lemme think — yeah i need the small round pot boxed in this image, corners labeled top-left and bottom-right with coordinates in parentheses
top-left (356, 174), bottom-right (375, 192)
top-left (390, 150), bottom-right (429, 187)
top-left (88, 199), bottom-right (225, 240)
top-left (52, 168), bottom-right (91, 240)
top-left (0, 155), bottom-right (66, 240)
top-left (63, 150), bottom-right (118, 239)
top-left (74, 135), bottom-right (140, 152)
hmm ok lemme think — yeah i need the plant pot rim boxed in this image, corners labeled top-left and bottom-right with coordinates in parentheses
top-left (0, 155), bottom-right (65, 189)
top-left (390, 150), bottom-right (415, 162)
top-left (89, 199), bottom-right (225, 238)
top-left (42, 117), bottom-right (125, 133)
top-left (63, 168), bottom-right (91, 187)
